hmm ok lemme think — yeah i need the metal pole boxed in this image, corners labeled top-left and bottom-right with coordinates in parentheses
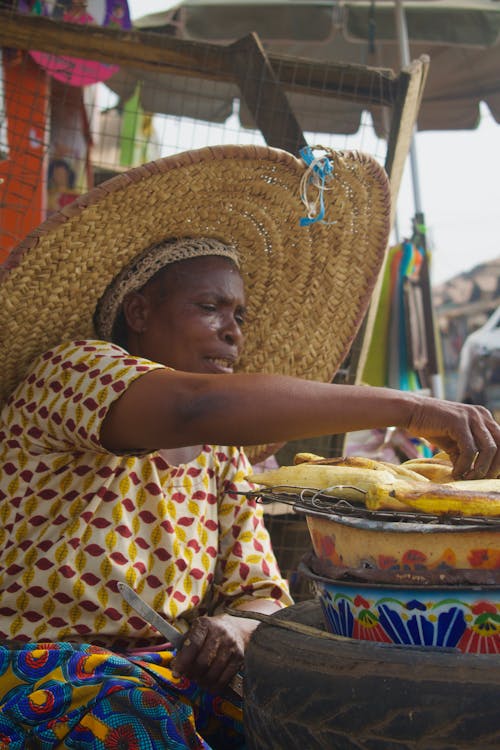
top-left (393, 0), bottom-right (444, 398)
top-left (394, 0), bottom-right (423, 214)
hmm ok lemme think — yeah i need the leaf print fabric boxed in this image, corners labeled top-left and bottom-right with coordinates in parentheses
top-left (0, 340), bottom-right (292, 649)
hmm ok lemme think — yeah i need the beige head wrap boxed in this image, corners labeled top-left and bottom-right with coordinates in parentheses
top-left (94, 237), bottom-right (239, 340)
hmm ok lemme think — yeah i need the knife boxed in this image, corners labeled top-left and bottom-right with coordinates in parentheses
top-left (118, 582), bottom-right (185, 649)
top-left (118, 582), bottom-right (244, 697)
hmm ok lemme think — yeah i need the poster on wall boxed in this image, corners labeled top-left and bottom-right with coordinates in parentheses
top-left (18, 0), bottom-right (131, 86)
top-left (45, 78), bottom-right (98, 216)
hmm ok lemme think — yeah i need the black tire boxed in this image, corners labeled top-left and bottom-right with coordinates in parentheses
top-left (243, 600), bottom-right (500, 750)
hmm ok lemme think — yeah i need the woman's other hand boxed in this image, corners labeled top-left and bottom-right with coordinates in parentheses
top-left (170, 613), bottom-right (255, 694)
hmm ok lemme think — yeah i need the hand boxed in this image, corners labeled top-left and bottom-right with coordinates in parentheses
top-left (405, 397), bottom-right (500, 479)
top-left (170, 613), bottom-right (256, 694)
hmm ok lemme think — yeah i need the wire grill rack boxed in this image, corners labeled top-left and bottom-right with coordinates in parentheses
top-left (241, 486), bottom-right (500, 530)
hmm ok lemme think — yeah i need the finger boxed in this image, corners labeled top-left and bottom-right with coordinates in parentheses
top-left (486, 441), bottom-right (500, 479)
top-left (188, 636), bottom-right (223, 683)
top-left (430, 438), bottom-right (458, 465)
top-left (171, 620), bottom-right (209, 678)
top-left (195, 651), bottom-right (234, 692)
top-left (193, 632), bottom-right (243, 694)
top-left (205, 656), bottom-right (243, 695)
top-left (476, 408), bottom-right (500, 477)
top-left (466, 407), bottom-right (500, 478)
top-left (179, 624), bottom-right (243, 690)
top-left (451, 407), bottom-right (498, 480)
top-left (196, 662), bottom-right (225, 691)
top-left (448, 417), bottom-right (478, 480)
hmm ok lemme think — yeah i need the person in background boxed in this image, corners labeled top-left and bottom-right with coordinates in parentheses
top-left (62, 0), bottom-right (96, 24)
top-left (47, 157), bottom-right (78, 214)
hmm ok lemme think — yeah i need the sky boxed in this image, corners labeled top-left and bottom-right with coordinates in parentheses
top-left (125, 0), bottom-right (499, 287)
top-left (395, 108), bottom-right (499, 287)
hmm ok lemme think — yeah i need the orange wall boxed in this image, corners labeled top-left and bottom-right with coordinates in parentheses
top-left (0, 54), bottom-right (49, 263)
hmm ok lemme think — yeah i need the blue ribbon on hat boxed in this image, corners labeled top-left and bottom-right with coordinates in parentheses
top-left (299, 145), bottom-right (335, 226)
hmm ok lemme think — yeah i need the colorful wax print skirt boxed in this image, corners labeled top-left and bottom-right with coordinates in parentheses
top-left (0, 642), bottom-right (245, 749)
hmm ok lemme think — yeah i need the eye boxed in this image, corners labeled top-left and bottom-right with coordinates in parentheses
top-left (235, 310), bottom-right (246, 327)
top-left (198, 303), bottom-right (217, 313)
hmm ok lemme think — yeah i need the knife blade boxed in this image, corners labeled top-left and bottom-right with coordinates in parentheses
top-left (118, 581), bottom-right (244, 697)
top-left (118, 582), bottom-right (185, 648)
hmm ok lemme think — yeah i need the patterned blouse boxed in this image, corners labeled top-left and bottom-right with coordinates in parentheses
top-left (0, 340), bottom-right (292, 649)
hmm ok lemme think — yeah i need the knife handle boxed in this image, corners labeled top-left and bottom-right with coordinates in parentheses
top-left (228, 670), bottom-right (244, 698)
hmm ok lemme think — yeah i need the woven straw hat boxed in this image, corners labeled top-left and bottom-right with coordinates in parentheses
top-left (0, 145), bottom-right (390, 431)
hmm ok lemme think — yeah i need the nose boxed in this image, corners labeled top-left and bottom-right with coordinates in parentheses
top-left (221, 314), bottom-right (244, 349)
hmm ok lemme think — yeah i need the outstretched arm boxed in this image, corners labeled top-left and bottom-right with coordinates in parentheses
top-left (100, 368), bottom-right (500, 480)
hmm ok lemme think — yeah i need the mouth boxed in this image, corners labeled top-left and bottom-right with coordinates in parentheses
top-left (205, 356), bottom-right (236, 374)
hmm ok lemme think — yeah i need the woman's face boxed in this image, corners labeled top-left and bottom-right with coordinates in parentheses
top-left (128, 256), bottom-right (246, 374)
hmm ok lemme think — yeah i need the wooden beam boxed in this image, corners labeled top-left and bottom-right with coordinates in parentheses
top-left (351, 56), bottom-right (431, 389)
top-left (384, 56), bottom-right (430, 214)
top-left (229, 33), bottom-right (307, 156)
top-left (0, 10), bottom-right (228, 78)
top-left (272, 57), bottom-right (397, 107)
top-left (0, 10), bottom-right (398, 107)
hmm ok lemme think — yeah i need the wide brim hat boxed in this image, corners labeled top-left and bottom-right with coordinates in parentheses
top-left (1, 144), bottom-right (390, 457)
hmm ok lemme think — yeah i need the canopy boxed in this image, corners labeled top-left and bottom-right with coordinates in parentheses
top-left (106, 0), bottom-right (500, 135)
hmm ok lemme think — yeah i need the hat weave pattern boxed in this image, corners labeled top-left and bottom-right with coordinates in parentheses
top-left (1, 145), bottom-right (391, 456)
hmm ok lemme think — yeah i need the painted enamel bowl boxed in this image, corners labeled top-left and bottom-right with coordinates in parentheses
top-left (301, 563), bottom-right (500, 655)
top-left (302, 509), bottom-right (500, 573)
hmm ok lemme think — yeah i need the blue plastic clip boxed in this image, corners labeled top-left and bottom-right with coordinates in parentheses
top-left (299, 146), bottom-right (334, 226)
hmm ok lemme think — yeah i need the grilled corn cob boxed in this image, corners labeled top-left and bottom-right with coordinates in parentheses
top-left (367, 479), bottom-right (500, 516)
top-left (248, 463), bottom-right (399, 504)
top-left (401, 455), bottom-right (454, 483)
top-left (293, 453), bottom-right (429, 483)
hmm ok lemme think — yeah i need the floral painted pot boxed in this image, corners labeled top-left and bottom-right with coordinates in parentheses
top-left (301, 563), bottom-right (500, 654)
top-left (304, 511), bottom-right (500, 573)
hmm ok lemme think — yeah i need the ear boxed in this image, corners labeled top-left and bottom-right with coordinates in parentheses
top-left (122, 291), bottom-right (150, 334)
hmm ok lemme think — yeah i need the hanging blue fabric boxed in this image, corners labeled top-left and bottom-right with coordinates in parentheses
top-left (298, 145), bottom-right (334, 226)
top-left (398, 241), bottom-right (414, 390)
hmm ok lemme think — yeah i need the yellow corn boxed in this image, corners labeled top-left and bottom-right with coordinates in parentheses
top-left (248, 464), bottom-right (398, 503)
top-left (368, 480), bottom-right (500, 516)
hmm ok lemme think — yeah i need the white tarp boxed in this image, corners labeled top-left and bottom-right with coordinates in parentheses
top-left (105, 0), bottom-right (500, 135)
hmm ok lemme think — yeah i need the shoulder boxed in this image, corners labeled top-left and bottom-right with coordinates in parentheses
top-left (29, 339), bottom-right (162, 377)
top-left (8, 339), bottom-right (165, 410)
top-left (41, 339), bottom-right (134, 362)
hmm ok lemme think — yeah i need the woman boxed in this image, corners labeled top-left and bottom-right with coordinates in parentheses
top-left (0, 145), bottom-right (498, 748)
